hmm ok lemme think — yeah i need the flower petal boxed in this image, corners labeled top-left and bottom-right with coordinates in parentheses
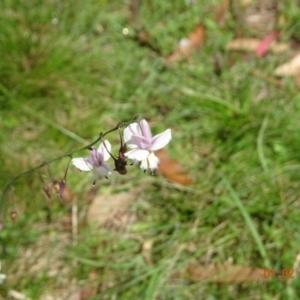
top-left (98, 140), bottom-right (111, 161)
top-left (124, 149), bottom-right (149, 161)
top-left (94, 162), bottom-right (113, 177)
top-left (147, 152), bottom-right (160, 170)
top-left (89, 148), bottom-right (102, 166)
top-left (139, 152), bottom-right (160, 172)
top-left (131, 135), bottom-right (152, 149)
top-left (140, 158), bottom-right (148, 171)
top-left (123, 123), bottom-right (141, 148)
top-left (72, 157), bottom-right (93, 171)
top-left (150, 129), bottom-right (172, 151)
top-left (139, 119), bottom-right (152, 140)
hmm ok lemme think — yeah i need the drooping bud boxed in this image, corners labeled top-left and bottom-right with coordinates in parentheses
top-left (99, 132), bottom-right (127, 175)
top-left (59, 179), bottom-right (66, 198)
top-left (10, 210), bottom-right (17, 221)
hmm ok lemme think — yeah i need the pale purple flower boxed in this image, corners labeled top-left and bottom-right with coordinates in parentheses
top-left (123, 119), bottom-right (171, 173)
top-left (72, 140), bottom-right (113, 180)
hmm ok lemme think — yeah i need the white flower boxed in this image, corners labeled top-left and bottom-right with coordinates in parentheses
top-left (123, 119), bottom-right (171, 173)
top-left (72, 140), bottom-right (113, 181)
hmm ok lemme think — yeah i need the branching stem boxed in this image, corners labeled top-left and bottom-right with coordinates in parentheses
top-left (0, 116), bottom-right (139, 217)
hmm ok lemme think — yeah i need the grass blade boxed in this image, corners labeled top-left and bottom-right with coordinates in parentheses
top-left (225, 179), bottom-right (271, 268)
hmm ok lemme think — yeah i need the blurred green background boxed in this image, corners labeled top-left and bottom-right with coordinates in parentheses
top-left (1, 0), bottom-right (300, 299)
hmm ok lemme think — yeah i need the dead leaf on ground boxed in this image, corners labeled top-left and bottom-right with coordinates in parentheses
top-left (214, 0), bottom-right (231, 25)
top-left (8, 290), bottom-right (31, 300)
top-left (173, 263), bottom-right (266, 283)
top-left (156, 149), bottom-right (193, 186)
top-left (226, 38), bottom-right (288, 54)
top-left (167, 23), bottom-right (205, 62)
top-left (68, 287), bottom-right (97, 300)
top-left (87, 188), bottom-right (140, 227)
top-left (274, 52), bottom-right (300, 77)
top-left (256, 31), bottom-right (278, 57)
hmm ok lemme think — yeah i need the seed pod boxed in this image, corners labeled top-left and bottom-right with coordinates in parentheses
top-left (59, 179), bottom-right (66, 198)
top-left (10, 211), bottom-right (17, 221)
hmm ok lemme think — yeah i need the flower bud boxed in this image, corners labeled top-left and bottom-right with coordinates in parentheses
top-left (59, 179), bottom-right (66, 198)
top-left (10, 210), bottom-right (17, 221)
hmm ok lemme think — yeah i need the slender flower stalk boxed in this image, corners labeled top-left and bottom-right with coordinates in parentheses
top-left (0, 116), bottom-right (172, 221)
top-left (0, 116), bottom-right (139, 217)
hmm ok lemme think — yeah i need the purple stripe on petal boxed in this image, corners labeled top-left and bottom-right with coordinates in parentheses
top-left (139, 119), bottom-right (152, 140)
top-left (132, 135), bottom-right (152, 149)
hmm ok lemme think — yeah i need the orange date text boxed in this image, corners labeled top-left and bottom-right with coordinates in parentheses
top-left (263, 268), bottom-right (294, 279)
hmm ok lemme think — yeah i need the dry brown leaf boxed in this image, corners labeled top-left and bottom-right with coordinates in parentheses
top-left (274, 53), bottom-right (300, 77)
top-left (8, 290), bottom-right (31, 300)
top-left (226, 38), bottom-right (288, 54)
top-left (174, 263), bottom-right (265, 283)
top-left (167, 23), bottom-right (205, 62)
top-left (256, 31), bottom-right (278, 57)
top-left (87, 189), bottom-right (139, 226)
top-left (214, 0), bottom-right (231, 25)
top-left (156, 149), bottom-right (193, 186)
top-left (80, 287), bottom-right (97, 300)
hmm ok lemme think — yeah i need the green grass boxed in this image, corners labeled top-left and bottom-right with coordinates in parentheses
top-left (1, 0), bottom-right (300, 299)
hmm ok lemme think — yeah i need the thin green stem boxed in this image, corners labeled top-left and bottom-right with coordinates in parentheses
top-left (0, 116), bottom-right (139, 217)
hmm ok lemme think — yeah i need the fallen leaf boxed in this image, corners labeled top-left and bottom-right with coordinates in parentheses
top-left (156, 149), bottom-right (193, 186)
top-left (87, 189), bottom-right (139, 226)
top-left (174, 263), bottom-right (266, 283)
top-left (68, 291), bottom-right (81, 300)
top-left (188, 23), bottom-right (206, 51)
top-left (226, 38), bottom-right (288, 54)
top-left (68, 287), bottom-right (97, 300)
top-left (274, 53), bottom-right (300, 77)
top-left (167, 23), bottom-right (205, 62)
top-left (8, 290), bottom-right (32, 300)
top-left (256, 31), bottom-right (278, 57)
top-left (214, 0), bottom-right (231, 25)
top-left (80, 287), bottom-right (97, 300)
